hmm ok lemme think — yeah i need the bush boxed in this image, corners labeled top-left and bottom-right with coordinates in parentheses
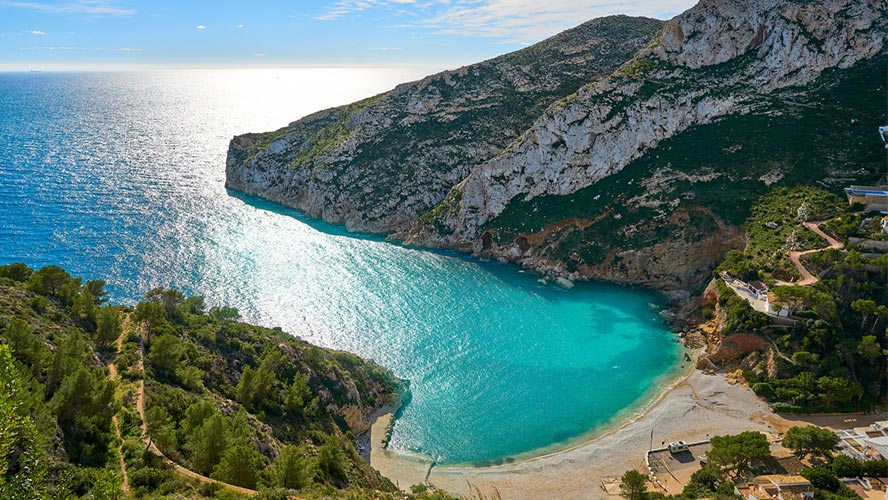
top-left (830, 455), bottom-right (862, 478)
top-left (862, 460), bottom-right (888, 477)
top-left (752, 383), bottom-right (776, 399)
top-left (801, 466), bottom-right (840, 491)
top-left (129, 466), bottom-right (172, 490)
top-left (317, 437), bottom-right (347, 483)
top-left (619, 469), bottom-right (648, 500)
top-left (783, 426), bottom-right (839, 459)
top-left (771, 402), bottom-right (804, 413)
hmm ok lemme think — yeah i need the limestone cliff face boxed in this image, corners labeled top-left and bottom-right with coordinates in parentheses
top-left (420, 0), bottom-right (886, 242)
top-left (228, 0), bottom-right (886, 292)
top-left (226, 16), bottom-right (663, 233)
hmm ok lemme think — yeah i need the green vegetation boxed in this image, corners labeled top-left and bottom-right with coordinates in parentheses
top-left (781, 426), bottom-right (839, 460)
top-left (717, 186), bottom-right (839, 281)
top-left (288, 92), bottom-right (388, 169)
top-left (707, 431), bottom-right (770, 480)
top-left (481, 56), bottom-right (886, 279)
top-left (729, 242), bottom-right (887, 411)
top-left (714, 281), bottom-right (769, 334)
top-left (619, 469), bottom-right (648, 500)
top-left (0, 263), bottom-right (457, 500)
top-left (416, 188), bottom-right (462, 233)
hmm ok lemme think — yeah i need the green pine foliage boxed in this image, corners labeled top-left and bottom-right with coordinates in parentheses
top-left (0, 263), bottom-right (456, 499)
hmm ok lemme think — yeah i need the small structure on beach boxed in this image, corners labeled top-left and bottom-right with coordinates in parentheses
top-left (739, 475), bottom-right (815, 500)
top-left (747, 281), bottom-right (769, 300)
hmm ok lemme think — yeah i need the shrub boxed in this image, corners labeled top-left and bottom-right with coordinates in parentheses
top-left (752, 383), bottom-right (776, 399)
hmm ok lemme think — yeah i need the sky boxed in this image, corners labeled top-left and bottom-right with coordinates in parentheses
top-left (0, 0), bottom-right (697, 70)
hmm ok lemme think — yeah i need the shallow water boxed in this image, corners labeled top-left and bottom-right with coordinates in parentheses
top-left (0, 70), bottom-right (681, 464)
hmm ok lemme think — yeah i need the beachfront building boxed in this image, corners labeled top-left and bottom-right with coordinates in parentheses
top-left (767, 292), bottom-right (794, 318)
top-left (864, 436), bottom-right (888, 461)
top-left (837, 425), bottom-right (888, 461)
top-left (738, 475), bottom-right (815, 500)
top-left (845, 185), bottom-right (888, 213)
top-left (747, 281), bottom-right (769, 300)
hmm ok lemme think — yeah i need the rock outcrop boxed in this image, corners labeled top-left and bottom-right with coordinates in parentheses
top-left (228, 0), bottom-right (887, 292)
top-left (418, 0), bottom-right (886, 242)
top-left (225, 16), bottom-right (663, 232)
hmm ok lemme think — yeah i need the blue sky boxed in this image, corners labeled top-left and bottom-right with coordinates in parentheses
top-left (0, 0), bottom-right (697, 69)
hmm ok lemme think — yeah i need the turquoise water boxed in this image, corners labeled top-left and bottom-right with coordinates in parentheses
top-left (0, 70), bottom-right (682, 464)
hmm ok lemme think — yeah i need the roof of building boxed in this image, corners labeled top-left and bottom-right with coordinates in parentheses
top-left (747, 490), bottom-right (773, 500)
top-left (846, 186), bottom-right (888, 195)
top-left (755, 475), bottom-right (812, 487)
top-left (865, 436), bottom-right (888, 446)
top-left (749, 280), bottom-right (769, 291)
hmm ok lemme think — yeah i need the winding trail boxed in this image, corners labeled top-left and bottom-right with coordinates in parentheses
top-left (108, 315), bottom-right (131, 494)
top-left (131, 321), bottom-right (260, 497)
top-left (783, 221), bottom-right (845, 286)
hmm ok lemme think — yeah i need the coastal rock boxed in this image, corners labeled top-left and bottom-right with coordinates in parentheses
top-left (416, 0), bottom-right (885, 241)
top-left (407, 0), bottom-right (885, 289)
top-left (228, 0), bottom-right (886, 292)
top-left (225, 16), bottom-right (664, 233)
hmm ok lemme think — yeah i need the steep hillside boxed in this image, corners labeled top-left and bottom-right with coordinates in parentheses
top-left (226, 16), bottom-right (664, 233)
top-left (0, 263), bottom-right (454, 499)
top-left (409, 0), bottom-right (887, 291)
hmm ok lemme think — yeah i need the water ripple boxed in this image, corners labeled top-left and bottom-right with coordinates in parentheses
top-left (0, 70), bottom-right (681, 464)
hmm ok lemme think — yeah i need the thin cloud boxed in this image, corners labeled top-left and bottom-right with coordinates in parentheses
top-left (317, 0), bottom-right (696, 43)
top-left (417, 0), bottom-right (697, 42)
top-left (118, 47), bottom-right (142, 51)
top-left (19, 45), bottom-right (87, 50)
top-left (315, 0), bottom-right (417, 21)
top-left (0, 0), bottom-right (134, 16)
top-left (195, 24), bottom-right (206, 29)
top-left (28, 29), bottom-right (46, 35)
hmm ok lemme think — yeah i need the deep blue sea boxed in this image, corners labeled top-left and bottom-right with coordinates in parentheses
top-left (0, 70), bottom-right (682, 464)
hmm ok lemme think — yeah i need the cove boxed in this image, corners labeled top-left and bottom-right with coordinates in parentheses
top-left (0, 70), bottom-right (682, 464)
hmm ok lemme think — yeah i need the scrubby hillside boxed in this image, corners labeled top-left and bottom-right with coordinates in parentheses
top-left (410, 0), bottom-right (886, 291)
top-left (226, 0), bottom-right (886, 295)
top-left (0, 263), bottom-right (455, 499)
top-left (425, 55), bottom-right (886, 291)
top-left (226, 15), bottom-right (664, 233)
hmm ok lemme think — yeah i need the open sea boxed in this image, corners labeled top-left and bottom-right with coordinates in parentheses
top-left (0, 69), bottom-right (682, 464)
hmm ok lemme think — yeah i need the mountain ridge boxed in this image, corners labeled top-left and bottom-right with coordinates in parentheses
top-left (225, 15), bottom-right (664, 232)
top-left (226, 0), bottom-right (887, 294)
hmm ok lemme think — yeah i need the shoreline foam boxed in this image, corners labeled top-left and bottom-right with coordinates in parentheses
top-left (370, 368), bottom-right (785, 499)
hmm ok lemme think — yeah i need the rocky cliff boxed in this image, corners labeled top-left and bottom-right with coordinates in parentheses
top-left (407, 0), bottom-right (886, 290)
top-left (228, 0), bottom-right (887, 292)
top-left (225, 16), bottom-right (663, 232)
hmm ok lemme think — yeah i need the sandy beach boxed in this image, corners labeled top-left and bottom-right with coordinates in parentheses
top-left (370, 369), bottom-right (789, 499)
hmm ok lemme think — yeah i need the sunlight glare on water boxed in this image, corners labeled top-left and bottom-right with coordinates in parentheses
top-left (0, 69), bottom-right (682, 464)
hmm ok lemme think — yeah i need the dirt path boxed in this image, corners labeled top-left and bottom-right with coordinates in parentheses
top-left (109, 315), bottom-right (131, 494)
top-left (783, 221), bottom-right (845, 287)
top-left (132, 322), bottom-right (259, 497)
